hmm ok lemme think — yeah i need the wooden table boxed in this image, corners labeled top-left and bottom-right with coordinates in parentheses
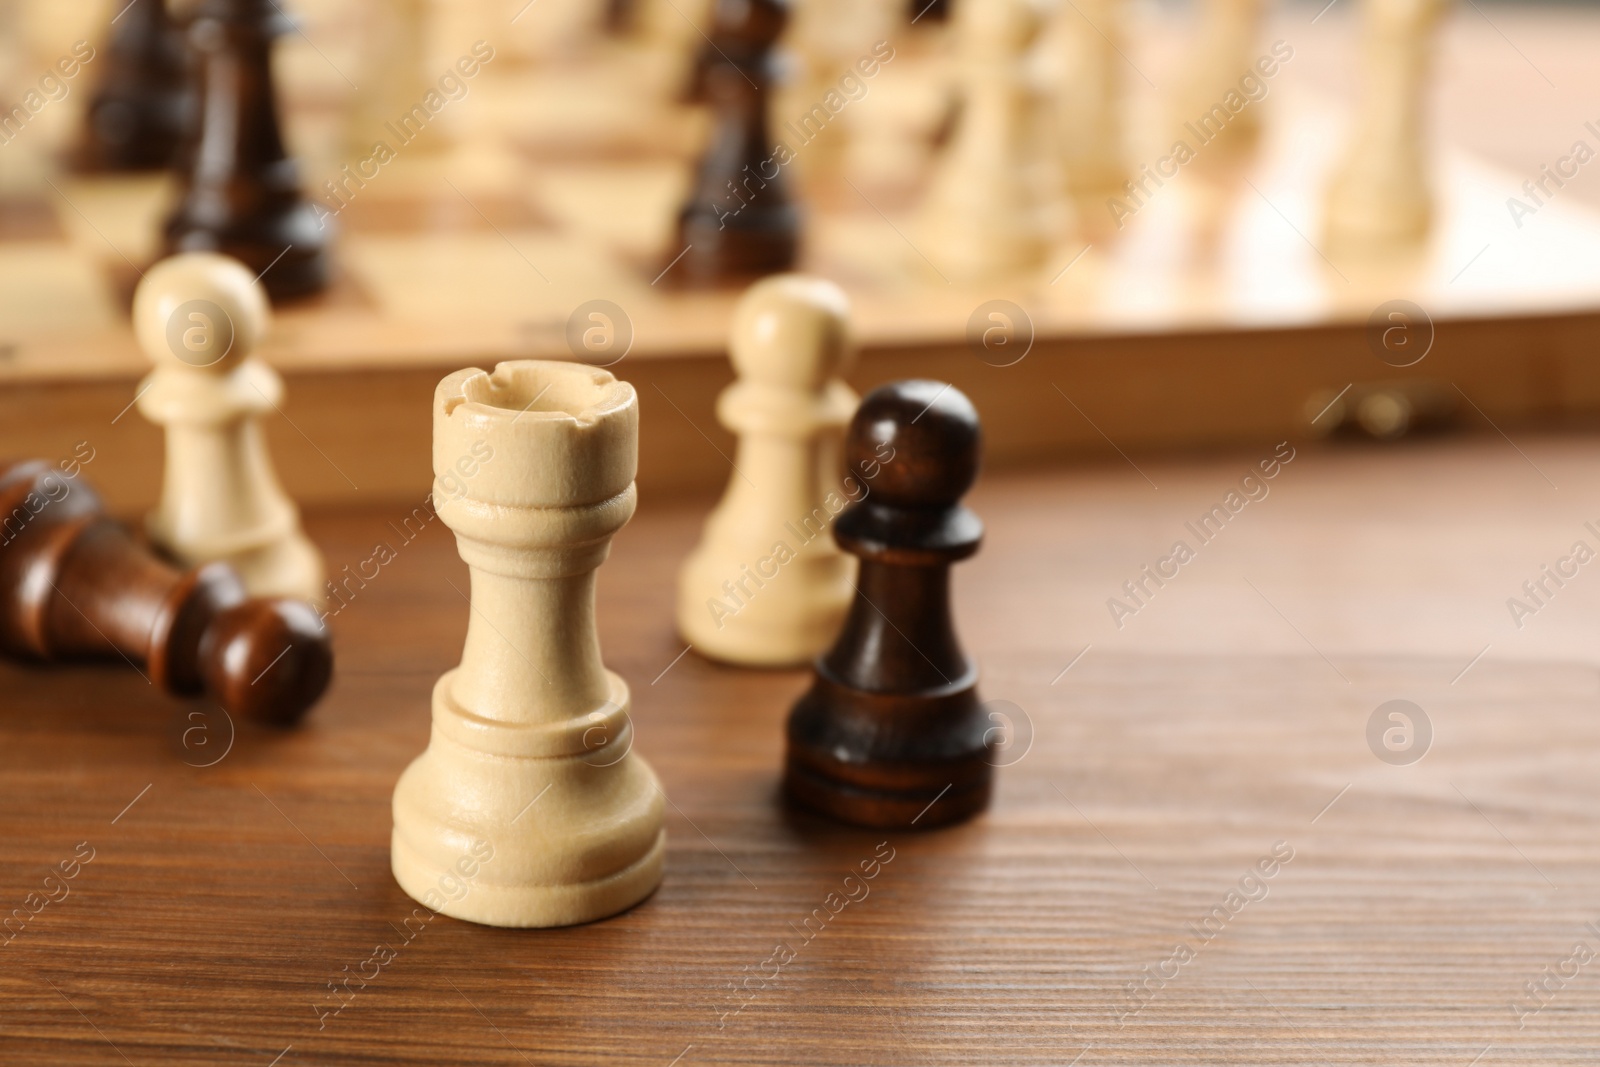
top-left (3, 434), bottom-right (1599, 1065)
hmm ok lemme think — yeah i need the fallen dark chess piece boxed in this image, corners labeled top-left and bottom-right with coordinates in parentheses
top-left (0, 459), bottom-right (331, 725)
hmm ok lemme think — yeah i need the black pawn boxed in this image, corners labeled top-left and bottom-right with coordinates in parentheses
top-left (669, 0), bottom-right (799, 285)
top-left (785, 380), bottom-right (991, 830)
top-left (77, 0), bottom-right (192, 172)
top-left (162, 0), bottom-right (329, 300)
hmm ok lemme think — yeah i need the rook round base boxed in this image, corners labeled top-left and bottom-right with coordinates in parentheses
top-left (391, 827), bottom-right (665, 929)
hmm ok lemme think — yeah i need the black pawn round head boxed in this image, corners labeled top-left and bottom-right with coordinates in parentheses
top-left (847, 380), bottom-right (981, 509)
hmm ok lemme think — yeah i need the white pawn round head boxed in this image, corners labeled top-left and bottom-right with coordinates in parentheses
top-left (134, 252), bottom-right (270, 375)
top-left (729, 274), bottom-right (853, 393)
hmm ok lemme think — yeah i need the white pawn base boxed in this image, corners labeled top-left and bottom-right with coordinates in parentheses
top-left (677, 551), bottom-right (853, 667)
top-left (1325, 178), bottom-right (1431, 249)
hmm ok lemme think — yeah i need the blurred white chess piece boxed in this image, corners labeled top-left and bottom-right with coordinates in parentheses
top-left (919, 0), bottom-right (1064, 281)
top-left (1042, 0), bottom-right (1127, 204)
top-left (134, 252), bottom-right (325, 605)
top-left (1324, 0), bottom-right (1451, 247)
top-left (1170, 0), bottom-right (1267, 156)
top-left (677, 275), bottom-right (858, 666)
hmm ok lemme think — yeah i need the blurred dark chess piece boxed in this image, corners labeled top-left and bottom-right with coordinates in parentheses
top-left (0, 460), bottom-right (332, 726)
top-left (604, 0), bottom-right (635, 35)
top-left (76, 0), bottom-right (193, 172)
top-left (910, 0), bottom-right (951, 23)
top-left (670, 0), bottom-right (799, 285)
top-left (681, 0), bottom-right (781, 104)
top-left (162, 0), bottom-right (330, 300)
top-left (785, 380), bottom-right (991, 829)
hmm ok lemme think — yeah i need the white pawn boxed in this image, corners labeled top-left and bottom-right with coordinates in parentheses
top-left (677, 275), bottom-right (858, 667)
top-left (392, 361), bottom-right (664, 928)
top-left (1324, 0), bottom-right (1449, 247)
top-left (919, 0), bottom-right (1061, 282)
top-left (134, 253), bottom-right (325, 605)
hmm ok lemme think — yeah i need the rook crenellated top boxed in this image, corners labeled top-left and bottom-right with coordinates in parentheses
top-left (433, 362), bottom-right (638, 512)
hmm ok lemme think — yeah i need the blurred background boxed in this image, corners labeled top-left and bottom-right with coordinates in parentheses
top-left (1, 0), bottom-right (1598, 511)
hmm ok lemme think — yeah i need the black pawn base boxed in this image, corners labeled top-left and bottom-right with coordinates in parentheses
top-left (668, 0), bottom-right (798, 288)
top-left (671, 208), bottom-right (800, 287)
top-left (785, 669), bottom-right (993, 830)
top-left (166, 203), bottom-right (330, 301)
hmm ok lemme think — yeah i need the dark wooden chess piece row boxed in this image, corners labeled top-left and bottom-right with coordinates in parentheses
top-left (671, 0), bottom-right (801, 286)
top-left (0, 460), bottom-right (331, 726)
top-left (786, 380), bottom-right (994, 829)
top-left (77, 0), bottom-right (329, 300)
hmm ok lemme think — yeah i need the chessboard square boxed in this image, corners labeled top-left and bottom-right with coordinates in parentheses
top-left (342, 231), bottom-right (639, 321)
top-left (504, 66), bottom-right (707, 156)
top-left (54, 173), bottom-right (174, 268)
top-left (530, 161), bottom-right (691, 262)
top-left (0, 241), bottom-right (120, 337)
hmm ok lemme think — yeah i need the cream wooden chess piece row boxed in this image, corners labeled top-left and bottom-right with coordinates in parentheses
top-left (677, 275), bottom-right (858, 667)
top-left (133, 253), bottom-right (325, 606)
top-left (391, 361), bottom-right (665, 928)
top-left (1324, 0), bottom-right (1450, 247)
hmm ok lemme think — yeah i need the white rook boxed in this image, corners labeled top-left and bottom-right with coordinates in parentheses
top-left (391, 360), bottom-right (665, 928)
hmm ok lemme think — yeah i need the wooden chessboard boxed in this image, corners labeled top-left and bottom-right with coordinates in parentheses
top-left (9, 59), bottom-right (1600, 375)
top-left (5, 3), bottom-right (1600, 515)
top-left (4, 438), bottom-right (1600, 1065)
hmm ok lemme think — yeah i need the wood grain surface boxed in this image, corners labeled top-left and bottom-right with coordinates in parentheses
top-left (3, 437), bottom-right (1600, 1065)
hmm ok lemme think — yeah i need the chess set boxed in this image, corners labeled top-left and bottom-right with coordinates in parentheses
top-left (7, 0), bottom-right (1600, 1064)
top-left (5, 237), bottom-right (1002, 900)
